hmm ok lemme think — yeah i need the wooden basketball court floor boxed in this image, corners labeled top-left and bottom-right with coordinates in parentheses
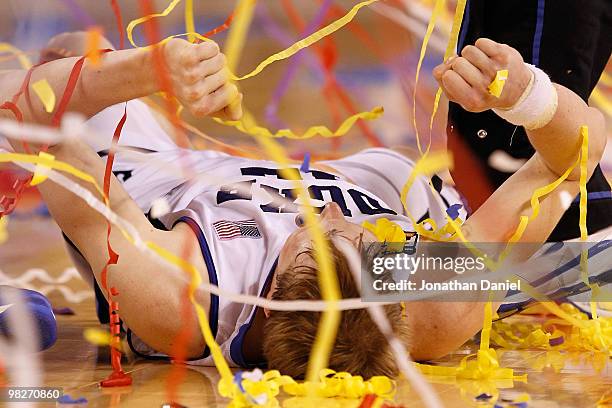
top-left (1, 217), bottom-right (611, 407)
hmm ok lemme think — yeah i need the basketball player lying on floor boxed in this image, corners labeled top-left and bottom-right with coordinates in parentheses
top-left (0, 33), bottom-right (605, 377)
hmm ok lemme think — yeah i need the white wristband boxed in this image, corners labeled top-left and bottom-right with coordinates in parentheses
top-left (493, 64), bottom-right (558, 130)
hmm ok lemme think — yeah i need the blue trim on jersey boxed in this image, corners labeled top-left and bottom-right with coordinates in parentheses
top-left (174, 216), bottom-right (220, 361)
top-left (541, 267), bottom-right (612, 300)
top-left (528, 239), bottom-right (612, 288)
top-left (572, 191), bottom-right (612, 203)
top-left (229, 259), bottom-right (278, 368)
top-left (532, 0), bottom-right (545, 66)
top-left (499, 240), bottom-right (612, 318)
top-left (542, 241), bottom-right (564, 256)
top-left (503, 267), bottom-right (611, 316)
top-left (496, 299), bottom-right (534, 320)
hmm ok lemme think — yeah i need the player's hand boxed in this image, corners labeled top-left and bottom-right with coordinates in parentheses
top-left (162, 38), bottom-right (243, 120)
top-left (432, 38), bottom-right (532, 112)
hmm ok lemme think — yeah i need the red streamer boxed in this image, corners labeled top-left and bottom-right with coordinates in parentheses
top-left (202, 12), bottom-right (235, 38)
top-left (110, 0), bottom-right (125, 50)
top-left (137, 0), bottom-right (198, 403)
top-left (98, 105), bottom-right (131, 387)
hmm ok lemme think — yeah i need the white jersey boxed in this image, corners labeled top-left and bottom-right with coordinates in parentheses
top-left (2, 99), bottom-right (609, 363)
top-left (80, 100), bottom-right (466, 366)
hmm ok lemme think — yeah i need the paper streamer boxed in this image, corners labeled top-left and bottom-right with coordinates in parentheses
top-left (185, 0), bottom-right (196, 43)
top-left (590, 88), bottom-right (612, 117)
top-left (29, 151), bottom-right (55, 186)
top-left (399, 150), bottom-right (458, 241)
top-left (137, 0), bottom-right (234, 398)
top-left (128, 0), bottom-right (381, 81)
top-left (0, 43), bottom-right (33, 69)
top-left (224, 0), bottom-right (257, 73)
top-left (31, 79), bottom-right (56, 113)
top-left (215, 106), bottom-right (383, 139)
top-left (231, 0), bottom-right (380, 81)
top-left (84, 327), bottom-right (113, 347)
top-left (411, 0), bottom-right (445, 156)
top-left (242, 122), bottom-right (341, 384)
top-left (488, 69), bottom-right (508, 98)
top-left (427, 0), bottom-right (467, 149)
top-left (490, 303), bottom-right (611, 353)
top-left (85, 27), bottom-right (103, 66)
top-left (256, 2), bottom-right (382, 147)
top-left (127, 0), bottom-right (382, 145)
top-left (414, 126), bottom-right (601, 380)
top-left (219, 368), bottom-right (395, 406)
top-left (127, 0), bottom-right (182, 48)
top-left (0, 216), bottom-right (7, 244)
top-left (110, 0), bottom-right (126, 50)
top-left (576, 127), bottom-right (606, 345)
top-left (334, 238), bottom-right (444, 408)
top-left (203, 12), bottom-right (236, 38)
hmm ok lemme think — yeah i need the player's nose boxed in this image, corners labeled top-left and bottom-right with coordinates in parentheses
top-left (320, 202), bottom-right (344, 222)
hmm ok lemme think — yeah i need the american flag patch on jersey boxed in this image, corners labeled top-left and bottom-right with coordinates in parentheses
top-left (212, 219), bottom-right (262, 240)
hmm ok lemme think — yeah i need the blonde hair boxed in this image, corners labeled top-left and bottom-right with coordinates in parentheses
top-left (262, 241), bottom-right (409, 379)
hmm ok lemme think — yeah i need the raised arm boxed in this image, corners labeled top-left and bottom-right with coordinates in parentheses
top-left (433, 37), bottom-right (606, 244)
top-left (407, 38), bottom-right (606, 360)
top-left (0, 38), bottom-right (243, 358)
top-left (0, 38), bottom-right (242, 125)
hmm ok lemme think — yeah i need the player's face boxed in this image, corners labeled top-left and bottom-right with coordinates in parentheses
top-left (268, 202), bottom-right (377, 300)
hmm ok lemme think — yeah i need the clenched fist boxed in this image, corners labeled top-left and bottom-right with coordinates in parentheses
top-left (162, 38), bottom-right (242, 120)
top-left (433, 38), bottom-right (532, 113)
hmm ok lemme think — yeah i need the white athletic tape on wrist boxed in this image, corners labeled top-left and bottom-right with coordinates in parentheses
top-left (493, 64), bottom-right (558, 130)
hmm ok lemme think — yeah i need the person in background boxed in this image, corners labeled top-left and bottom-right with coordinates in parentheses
top-left (446, 0), bottom-right (612, 242)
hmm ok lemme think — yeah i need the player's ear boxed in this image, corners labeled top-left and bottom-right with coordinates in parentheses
top-left (264, 308), bottom-right (271, 319)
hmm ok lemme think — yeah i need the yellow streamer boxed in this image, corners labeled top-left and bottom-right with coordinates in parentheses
top-left (0, 42), bottom-right (32, 69)
top-left (127, 0), bottom-right (379, 83)
top-left (362, 218), bottom-right (406, 248)
top-left (590, 88), bottom-right (612, 117)
top-left (230, 0), bottom-right (380, 81)
top-left (578, 126), bottom-right (589, 242)
top-left (399, 150), bottom-right (458, 241)
top-left (599, 72), bottom-right (612, 87)
top-left (185, 0), bottom-right (196, 43)
top-left (224, 0), bottom-right (257, 73)
top-left (245, 122), bottom-right (340, 384)
top-left (126, 0), bottom-right (183, 48)
top-left (84, 327), bottom-right (113, 347)
top-left (29, 151), bottom-right (55, 186)
top-left (31, 79), bottom-right (56, 114)
top-left (576, 127), bottom-right (606, 345)
top-left (488, 69), bottom-right (508, 98)
top-left (416, 347), bottom-right (526, 381)
top-left (490, 303), bottom-right (611, 354)
top-left (0, 216), bottom-right (8, 244)
top-left (427, 0), bottom-right (467, 151)
top-left (214, 106), bottom-right (383, 139)
top-left (412, 0), bottom-right (445, 156)
top-left (218, 369), bottom-right (395, 407)
top-left (147, 241), bottom-right (234, 381)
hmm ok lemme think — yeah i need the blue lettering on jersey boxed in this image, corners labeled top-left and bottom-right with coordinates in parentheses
top-left (216, 166), bottom-right (395, 218)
